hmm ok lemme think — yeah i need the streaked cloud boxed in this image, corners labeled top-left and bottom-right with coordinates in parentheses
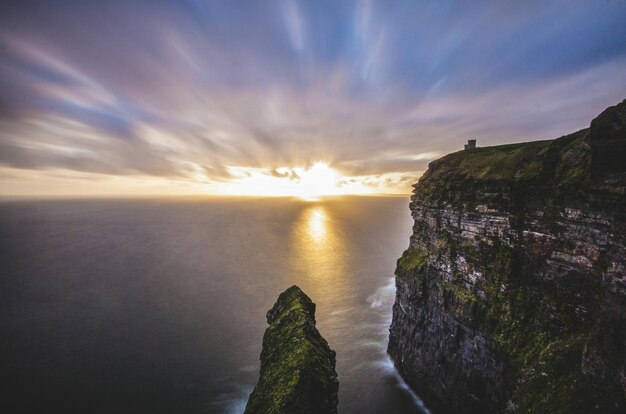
top-left (0, 0), bottom-right (625, 196)
top-left (281, 0), bottom-right (306, 53)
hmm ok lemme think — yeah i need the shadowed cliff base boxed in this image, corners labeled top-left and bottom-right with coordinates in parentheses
top-left (244, 286), bottom-right (339, 414)
top-left (389, 99), bottom-right (626, 413)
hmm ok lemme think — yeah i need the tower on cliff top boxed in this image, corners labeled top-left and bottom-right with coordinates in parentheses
top-left (464, 139), bottom-right (477, 150)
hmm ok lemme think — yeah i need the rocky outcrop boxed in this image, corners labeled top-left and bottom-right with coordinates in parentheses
top-left (388, 99), bottom-right (626, 413)
top-left (245, 286), bottom-right (339, 414)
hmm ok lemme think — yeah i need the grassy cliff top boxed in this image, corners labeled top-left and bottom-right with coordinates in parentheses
top-left (415, 129), bottom-right (589, 205)
top-left (415, 98), bottom-right (626, 206)
top-left (244, 286), bottom-right (338, 414)
top-left (426, 139), bottom-right (554, 182)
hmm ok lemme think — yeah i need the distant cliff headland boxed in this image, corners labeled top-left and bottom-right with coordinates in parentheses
top-left (245, 286), bottom-right (339, 414)
top-left (389, 99), bottom-right (626, 413)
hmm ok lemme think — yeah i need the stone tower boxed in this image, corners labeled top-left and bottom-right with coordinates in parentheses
top-left (464, 139), bottom-right (477, 150)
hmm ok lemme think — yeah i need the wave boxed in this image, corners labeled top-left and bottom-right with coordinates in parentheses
top-left (368, 276), bottom-right (431, 414)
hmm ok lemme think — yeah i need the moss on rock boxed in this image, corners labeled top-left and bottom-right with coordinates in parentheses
top-left (244, 286), bottom-right (338, 414)
top-left (398, 247), bottom-right (429, 271)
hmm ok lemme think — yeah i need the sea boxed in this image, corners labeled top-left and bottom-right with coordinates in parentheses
top-left (0, 196), bottom-right (430, 413)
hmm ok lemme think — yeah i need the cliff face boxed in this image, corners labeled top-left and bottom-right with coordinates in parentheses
top-left (245, 286), bottom-right (339, 414)
top-left (388, 99), bottom-right (626, 413)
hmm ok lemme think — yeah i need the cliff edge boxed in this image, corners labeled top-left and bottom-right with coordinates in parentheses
top-left (388, 99), bottom-right (626, 413)
top-left (245, 286), bottom-right (339, 414)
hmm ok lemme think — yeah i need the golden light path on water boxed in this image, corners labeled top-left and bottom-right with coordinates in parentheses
top-left (293, 202), bottom-right (345, 282)
top-left (306, 207), bottom-right (327, 243)
top-left (290, 201), bottom-right (348, 296)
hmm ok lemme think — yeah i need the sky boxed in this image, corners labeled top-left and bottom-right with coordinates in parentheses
top-left (1, 0), bottom-right (625, 197)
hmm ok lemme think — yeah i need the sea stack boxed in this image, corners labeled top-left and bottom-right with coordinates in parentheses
top-left (388, 99), bottom-right (626, 413)
top-left (245, 286), bottom-right (339, 414)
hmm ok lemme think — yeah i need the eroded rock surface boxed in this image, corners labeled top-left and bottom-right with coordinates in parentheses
top-left (245, 286), bottom-right (338, 414)
top-left (389, 99), bottom-right (626, 413)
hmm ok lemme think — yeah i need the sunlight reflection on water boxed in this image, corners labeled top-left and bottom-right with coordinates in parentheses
top-left (307, 207), bottom-right (327, 243)
top-left (291, 203), bottom-right (347, 286)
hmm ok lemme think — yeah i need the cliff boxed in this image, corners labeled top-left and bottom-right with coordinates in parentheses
top-left (245, 286), bottom-right (339, 414)
top-left (388, 99), bottom-right (626, 413)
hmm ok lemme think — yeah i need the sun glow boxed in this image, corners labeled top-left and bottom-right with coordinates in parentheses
top-left (296, 162), bottom-right (339, 200)
top-left (216, 162), bottom-right (345, 198)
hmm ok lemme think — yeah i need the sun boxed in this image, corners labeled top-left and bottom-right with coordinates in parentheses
top-left (297, 162), bottom-right (339, 200)
top-left (216, 162), bottom-right (347, 197)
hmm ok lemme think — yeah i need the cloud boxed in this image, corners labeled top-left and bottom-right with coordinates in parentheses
top-left (0, 0), bottom-right (625, 195)
top-left (270, 167), bottom-right (301, 181)
top-left (281, 0), bottom-right (306, 52)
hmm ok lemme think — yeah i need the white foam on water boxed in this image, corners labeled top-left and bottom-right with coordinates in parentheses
top-left (367, 277), bottom-right (396, 310)
top-left (379, 353), bottom-right (432, 414)
top-left (208, 384), bottom-right (252, 414)
top-left (237, 365), bottom-right (257, 373)
top-left (330, 307), bottom-right (352, 316)
top-left (227, 393), bottom-right (249, 414)
top-left (367, 276), bottom-right (432, 414)
top-left (358, 340), bottom-right (386, 350)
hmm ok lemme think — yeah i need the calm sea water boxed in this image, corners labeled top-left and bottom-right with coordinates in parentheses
top-left (0, 196), bottom-right (429, 414)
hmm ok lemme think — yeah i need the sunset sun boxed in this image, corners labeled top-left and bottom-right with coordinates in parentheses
top-left (216, 162), bottom-right (351, 198)
top-left (296, 162), bottom-right (339, 199)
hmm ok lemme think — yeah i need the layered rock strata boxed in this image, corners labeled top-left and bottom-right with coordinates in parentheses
top-left (245, 286), bottom-right (338, 414)
top-left (389, 99), bottom-right (626, 413)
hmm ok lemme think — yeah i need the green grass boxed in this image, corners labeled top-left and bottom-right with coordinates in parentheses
top-left (429, 140), bottom-right (553, 182)
top-left (415, 129), bottom-right (592, 206)
top-left (440, 280), bottom-right (480, 304)
top-left (398, 247), bottom-right (428, 271)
